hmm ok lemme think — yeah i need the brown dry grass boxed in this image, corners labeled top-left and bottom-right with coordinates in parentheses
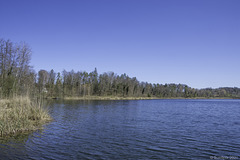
top-left (0, 97), bottom-right (51, 137)
top-left (64, 96), bottom-right (159, 100)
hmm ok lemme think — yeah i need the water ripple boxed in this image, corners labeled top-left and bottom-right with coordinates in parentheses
top-left (0, 99), bottom-right (240, 159)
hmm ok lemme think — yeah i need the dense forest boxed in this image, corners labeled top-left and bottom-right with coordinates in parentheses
top-left (1, 38), bottom-right (240, 99)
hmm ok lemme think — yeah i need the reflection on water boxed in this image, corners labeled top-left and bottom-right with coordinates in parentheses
top-left (0, 132), bottom-right (31, 160)
top-left (0, 99), bottom-right (240, 159)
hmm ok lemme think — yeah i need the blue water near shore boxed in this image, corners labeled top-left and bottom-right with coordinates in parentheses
top-left (0, 99), bottom-right (240, 159)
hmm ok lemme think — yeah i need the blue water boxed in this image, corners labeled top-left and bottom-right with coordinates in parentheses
top-left (0, 99), bottom-right (240, 159)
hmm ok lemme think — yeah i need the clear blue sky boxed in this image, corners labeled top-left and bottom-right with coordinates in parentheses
top-left (0, 0), bottom-right (239, 89)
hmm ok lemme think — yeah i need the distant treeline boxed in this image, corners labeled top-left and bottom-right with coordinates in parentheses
top-left (1, 38), bottom-right (240, 99)
top-left (39, 69), bottom-right (240, 98)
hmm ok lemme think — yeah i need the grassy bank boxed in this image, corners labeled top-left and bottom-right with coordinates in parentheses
top-left (63, 96), bottom-right (239, 100)
top-left (64, 96), bottom-right (165, 100)
top-left (0, 97), bottom-right (51, 137)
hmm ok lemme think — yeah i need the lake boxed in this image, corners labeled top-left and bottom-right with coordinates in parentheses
top-left (0, 99), bottom-right (240, 159)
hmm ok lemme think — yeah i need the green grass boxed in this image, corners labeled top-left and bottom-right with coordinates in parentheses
top-left (0, 97), bottom-right (51, 137)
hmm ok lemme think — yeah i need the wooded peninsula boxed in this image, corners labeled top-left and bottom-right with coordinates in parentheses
top-left (1, 38), bottom-right (240, 100)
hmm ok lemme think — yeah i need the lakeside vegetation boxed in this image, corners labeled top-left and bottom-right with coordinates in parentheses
top-left (64, 96), bottom-right (159, 100)
top-left (0, 97), bottom-right (51, 136)
top-left (0, 38), bottom-right (51, 136)
top-left (63, 96), bottom-right (237, 101)
top-left (43, 69), bottom-right (240, 99)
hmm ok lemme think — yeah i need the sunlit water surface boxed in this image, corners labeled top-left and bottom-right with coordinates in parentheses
top-left (0, 99), bottom-right (240, 159)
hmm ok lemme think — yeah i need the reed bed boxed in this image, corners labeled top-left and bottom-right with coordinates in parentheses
top-left (64, 96), bottom-right (159, 100)
top-left (0, 97), bottom-right (51, 137)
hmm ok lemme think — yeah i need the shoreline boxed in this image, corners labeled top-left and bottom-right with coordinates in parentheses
top-left (61, 96), bottom-right (240, 101)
